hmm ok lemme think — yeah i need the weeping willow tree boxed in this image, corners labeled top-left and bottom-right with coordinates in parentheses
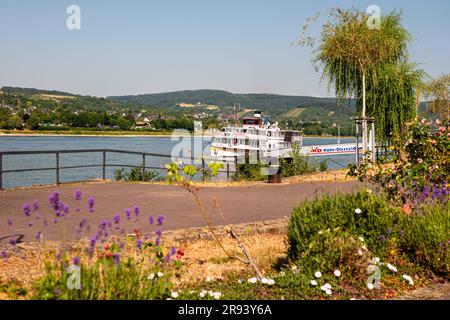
top-left (423, 73), bottom-right (450, 122)
top-left (305, 8), bottom-right (423, 146)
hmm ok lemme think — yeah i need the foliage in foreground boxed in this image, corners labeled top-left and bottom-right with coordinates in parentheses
top-left (288, 190), bottom-right (449, 277)
top-left (114, 167), bottom-right (163, 182)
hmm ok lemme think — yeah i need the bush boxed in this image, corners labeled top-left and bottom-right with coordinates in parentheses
top-left (233, 162), bottom-right (268, 181)
top-left (288, 190), bottom-right (400, 265)
top-left (280, 144), bottom-right (328, 177)
top-left (114, 167), bottom-right (162, 182)
top-left (400, 203), bottom-right (450, 276)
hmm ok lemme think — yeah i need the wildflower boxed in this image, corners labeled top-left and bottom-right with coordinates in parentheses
top-left (155, 237), bottom-right (161, 246)
top-left (136, 239), bottom-right (142, 250)
top-left (310, 280), bottom-right (318, 286)
top-left (157, 215), bottom-right (164, 226)
top-left (199, 291), bottom-right (206, 298)
top-left (357, 249), bottom-right (364, 256)
top-left (325, 289), bottom-right (332, 295)
top-left (367, 283), bottom-right (374, 290)
top-left (27, 222), bottom-right (33, 228)
top-left (148, 216), bottom-right (154, 225)
top-left (291, 265), bottom-right (298, 271)
top-left (134, 205), bottom-right (140, 217)
top-left (361, 245), bottom-right (367, 251)
top-left (267, 279), bottom-right (275, 285)
top-left (113, 213), bottom-right (120, 224)
top-left (23, 203), bottom-right (31, 217)
top-left (386, 263), bottom-right (397, 273)
top-left (206, 277), bottom-right (213, 282)
top-left (314, 271), bottom-right (322, 278)
top-left (402, 203), bottom-right (412, 215)
top-left (73, 257), bottom-right (80, 266)
top-left (157, 272), bottom-right (163, 277)
top-left (320, 283), bottom-right (332, 292)
top-left (417, 158), bottom-right (424, 164)
top-left (358, 236), bottom-right (364, 242)
top-left (125, 208), bottom-right (131, 220)
top-left (74, 189), bottom-right (82, 200)
top-left (113, 254), bottom-right (120, 265)
top-left (212, 292), bottom-right (222, 300)
top-left (355, 208), bottom-right (362, 214)
top-left (33, 200), bottom-right (39, 211)
top-left (148, 273), bottom-right (155, 280)
top-left (372, 257), bottom-right (380, 264)
top-left (49, 192), bottom-right (60, 209)
top-left (87, 196), bottom-right (95, 212)
top-left (261, 278), bottom-right (269, 284)
top-left (402, 275), bottom-right (414, 285)
top-left (1, 250), bottom-right (7, 259)
top-left (171, 291), bottom-right (179, 299)
top-left (170, 246), bottom-right (177, 256)
top-left (155, 229), bottom-right (162, 237)
top-left (248, 277), bottom-right (258, 284)
top-left (435, 119), bottom-right (441, 125)
top-left (334, 269), bottom-right (341, 277)
top-left (35, 231), bottom-right (42, 241)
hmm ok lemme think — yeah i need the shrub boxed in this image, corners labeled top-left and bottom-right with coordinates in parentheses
top-left (288, 190), bottom-right (400, 265)
top-left (114, 167), bottom-right (162, 182)
top-left (280, 144), bottom-right (328, 177)
top-left (233, 162), bottom-right (268, 181)
top-left (399, 203), bottom-right (450, 276)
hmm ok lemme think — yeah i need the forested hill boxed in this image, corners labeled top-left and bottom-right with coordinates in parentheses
top-left (107, 89), bottom-right (354, 111)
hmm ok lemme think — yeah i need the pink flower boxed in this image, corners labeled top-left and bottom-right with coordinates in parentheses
top-left (417, 158), bottom-right (423, 164)
top-left (439, 127), bottom-right (446, 132)
top-left (420, 118), bottom-right (427, 125)
top-left (435, 119), bottom-right (441, 125)
top-left (430, 139), bottom-right (436, 145)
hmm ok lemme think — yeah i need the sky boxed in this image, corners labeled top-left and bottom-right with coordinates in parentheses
top-left (0, 0), bottom-right (449, 97)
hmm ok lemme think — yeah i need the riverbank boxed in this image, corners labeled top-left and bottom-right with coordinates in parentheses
top-left (0, 129), bottom-right (353, 139)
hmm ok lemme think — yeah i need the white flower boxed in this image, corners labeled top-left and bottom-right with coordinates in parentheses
top-left (325, 289), bottom-right (332, 295)
top-left (334, 269), bottom-right (341, 277)
top-left (291, 265), bottom-right (298, 271)
top-left (248, 277), bottom-right (258, 284)
top-left (372, 257), bottom-right (380, 264)
top-left (238, 279), bottom-right (243, 284)
top-left (350, 298), bottom-right (356, 300)
top-left (279, 271), bottom-right (286, 277)
top-left (386, 263), bottom-right (397, 273)
top-left (314, 271), bottom-right (322, 278)
top-left (367, 283), bottom-right (374, 290)
top-left (361, 245), bottom-right (368, 251)
top-left (199, 291), bottom-right (206, 298)
top-left (148, 273), bottom-right (155, 280)
top-left (206, 277), bottom-right (213, 282)
top-left (212, 292), bottom-right (222, 300)
top-left (157, 272), bottom-right (164, 277)
top-left (171, 291), bottom-right (179, 298)
top-left (358, 236), bottom-right (364, 242)
top-left (261, 277), bottom-right (269, 284)
top-left (402, 275), bottom-right (414, 285)
top-left (267, 279), bottom-right (275, 286)
top-left (320, 283), bottom-right (332, 291)
top-left (355, 208), bottom-right (362, 214)
top-left (367, 190), bottom-right (373, 194)
top-left (310, 280), bottom-right (318, 286)
top-left (358, 249), bottom-right (364, 256)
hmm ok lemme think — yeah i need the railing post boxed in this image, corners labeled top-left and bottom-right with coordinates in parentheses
top-left (201, 157), bottom-right (205, 182)
top-left (56, 152), bottom-right (60, 185)
top-left (102, 150), bottom-right (106, 180)
top-left (142, 154), bottom-right (146, 180)
top-left (226, 162), bottom-right (230, 181)
top-left (0, 154), bottom-right (3, 190)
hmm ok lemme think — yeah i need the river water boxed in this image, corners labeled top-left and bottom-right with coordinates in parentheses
top-left (0, 135), bottom-right (356, 188)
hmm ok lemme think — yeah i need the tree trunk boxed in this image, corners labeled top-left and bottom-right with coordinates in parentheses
top-left (362, 71), bottom-right (367, 160)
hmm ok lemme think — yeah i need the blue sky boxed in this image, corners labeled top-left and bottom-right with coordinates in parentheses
top-left (0, 0), bottom-right (449, 97)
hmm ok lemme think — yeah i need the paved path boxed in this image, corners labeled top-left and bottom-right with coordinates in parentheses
top-left (0, 181), bottom-right (362, 242)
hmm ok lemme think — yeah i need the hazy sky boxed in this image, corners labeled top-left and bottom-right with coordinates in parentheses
top-left (1, 0), bottom-right (449, 97)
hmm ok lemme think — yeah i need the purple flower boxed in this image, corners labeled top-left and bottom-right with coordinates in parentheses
top-left (136, 239), bottom-right (143, 250)
top-left (1, 250), bottom-right (6, 259)
top-left (89, 235), bottom-right (97, 247)
top-left (170, 246), bottom-right (176, 256)
top-left (7, 218), bottom-right (13, 227)
top-left (35, 231), bottom-right (42, 241)
top-left (113, 213), bottom-right (120, 224)
top-left (74, 189), bottom-right (82, 201)
top-left (49, 191), bottom-right (60, 209)
top-left (148, 216), bottom-right (154, 225)
top-left (27, 222), bottom-right (33, 228)
top-left (23, 203), bottom-right (31, 217)
top-left (134, 206), bottom-right (140, 217)
top-left (155, 237), bottom-right (161, 246)
top-left (113, 253), bottom-right (120, 265)
top-left (56, 251), bottom-right (62, 260)
top-left (87, 196), bottom-right (95, 213)
top-left (157, 215), bottom-right (164, 226)
top-left (125, 208), bottom-right (131, 220)
top-left (33, 200), bottom-right (39, 211)
top-left (62, 203), bottom-right (69, 214)
top-left (73, 257), bottom-right (80, 266)
top-left (54, 288), bottom-right (61, 296)
top-left (155, 229), bottom-right (162, 237)
top-left (380, 235), bottom-right (386, 241)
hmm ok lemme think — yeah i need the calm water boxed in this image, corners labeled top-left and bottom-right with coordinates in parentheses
top-left (0, 136), bottom-right (355, 188)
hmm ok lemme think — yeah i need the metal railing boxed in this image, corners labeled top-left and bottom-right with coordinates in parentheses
top-left (0, 149), bottom-right (238, 189)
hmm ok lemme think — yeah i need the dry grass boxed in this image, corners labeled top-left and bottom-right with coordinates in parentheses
top-left (168, 233), bottom-right (287, 287)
